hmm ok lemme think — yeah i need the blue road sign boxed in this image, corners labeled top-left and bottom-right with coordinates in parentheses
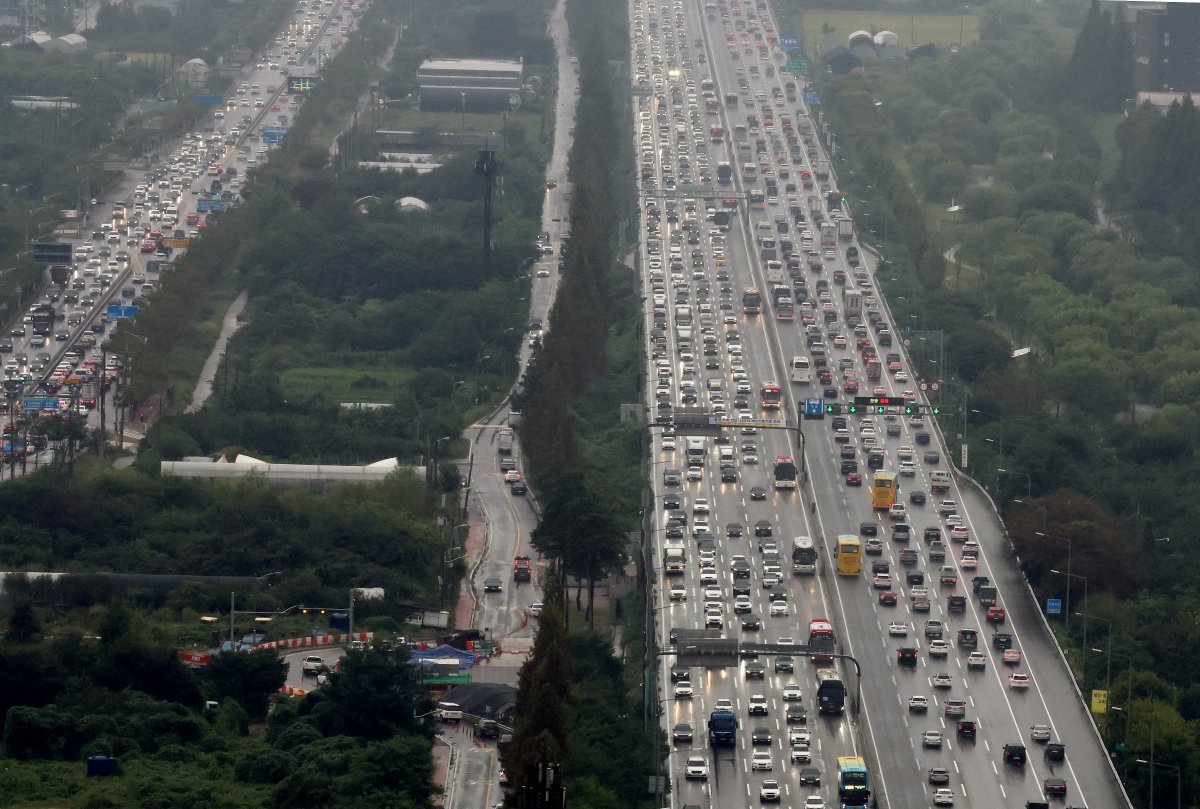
top-left (781, 36), bottom-right (799, 52)
top-left (262, 130), bottom-right (284, 144)
top-left (22, 397), bottom-right (59, 411)
top-left (804, 92), bottom-right (822, 106)
top-left (804, 398), bottom-right (824, 417)
top-left (194, 95), bottom-right (224, 106)
top-left (1046, 598), bottom-right (1062, 615)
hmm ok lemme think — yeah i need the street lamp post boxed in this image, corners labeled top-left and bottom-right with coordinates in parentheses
top-left (1037, 530), bottom-right (1072, 629)
top-left (1135, 755), bottom-right (1181, 809)
top-left (996, 467), bottom-right (1031, 498)
top-left (1049, 567), bottom-right (1087, 658)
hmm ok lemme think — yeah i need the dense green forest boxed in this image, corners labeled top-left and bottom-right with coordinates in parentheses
top-left (818, 0), bottom-right (1200, 802)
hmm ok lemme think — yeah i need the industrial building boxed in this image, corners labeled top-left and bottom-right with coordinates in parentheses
top-left (417, 58), bottom-right (523, 111)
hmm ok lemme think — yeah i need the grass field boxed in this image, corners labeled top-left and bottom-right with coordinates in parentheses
top-left (280, 366), bottom-right (415, 404)
top-left (799, 10), bottom-right (981, 54)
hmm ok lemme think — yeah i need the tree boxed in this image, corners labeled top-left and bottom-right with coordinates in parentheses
top-left (6, 597), bottom-right (39, 643)
top-left (204, 651), bottom-right (288, 720)
top-left (298, 646), bottom-right (431, 740)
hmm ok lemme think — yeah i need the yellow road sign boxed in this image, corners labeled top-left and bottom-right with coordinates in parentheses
top-left (1090, 689), bottom-right (1108, 714)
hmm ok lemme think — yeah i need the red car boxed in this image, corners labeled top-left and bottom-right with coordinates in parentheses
top-left (846, 472), bottom-right (863, 486)
top-left (987, 606), bottom-right (1007, 624)
top-left (139, 240), bottom-right (157, 253)
top-left (878, 590), bottom-right (897, 607)
top-left (1002, 649), bottom-right (1022, 666)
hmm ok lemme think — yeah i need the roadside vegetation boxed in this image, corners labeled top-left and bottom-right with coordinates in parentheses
top-left (811, 0), bottom-right (1200, 799)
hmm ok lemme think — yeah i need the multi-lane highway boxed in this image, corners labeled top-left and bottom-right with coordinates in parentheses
top-left (632, 2), bottom-right (1130, 809)
top-left (2, 0), bottom-right (359, 465)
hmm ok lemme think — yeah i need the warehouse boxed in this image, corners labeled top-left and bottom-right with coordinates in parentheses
top-left (418, 57), bottom-right (523, 111)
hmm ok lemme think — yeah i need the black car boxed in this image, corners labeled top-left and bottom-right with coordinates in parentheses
top-left (732, 559), bottom-right (752, 578)
top-left (859, 521), bottom-right (878, 536)
top-left (752, 726), bottom-right (772, 745)
top-left (1044, 743), bottom-right (1065, 761)
top-left (786, 705), bottom-right (808, 725)
top-left (1003, 743), bottom-right (1027, 765)
top-left (924, 450), bottom-right (940, 464)
top-left (775, 655), bottom-right (794, 673)
top-left (797, 765), bottom-right (819, 784)
top-left (672, 722), bottom-right (693, 742)
top-left (915, 432), bottom-right (931, 445)
top-left (742, 613), bottom-right (761, 631)
top-left (745, 661), bottom-right (766, 679)
top-left (909, 490), bottom-right (927, 505)
top-left (992, 632), bottom-right (1013, 650)
top-left (824, 386), bottom-right (839, 398)
top-left (897, 647), bottom-right (918, 666)
top-left (478, 719), bottom-right (500, 739)
top-left (1044, 778), bottom-right (1067, 798)
top-left (957, 719), bottom-right (977, 738)
top-left (754, 520), bottom-right (773, 537)
top-left (663, 493), bottom-right (681, 509)
top-left (671, 667), bottom-right (691, 682)
top-left (732, 581), bottom-right (752, 597)
top-left (840, 460), bottom-right (858, 474)
top-left (750, 486), bottom-right (768, 501)
top-left (727, 522), bottom-right (745, 537)
top-left (958, 627), bottom-right (978, 646)
top-left (924, 526), bottom-right (942, 542)
top-left (907, 571), bottom-right (925, 586)
top-left (483, 578), bottom-right (502, 593)
top-left (720, 465), bottom-right (737, 482)
top-left (666, 525), bottom-right (685, 539)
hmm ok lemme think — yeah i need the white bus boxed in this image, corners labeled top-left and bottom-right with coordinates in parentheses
top-left (790, 355), bottom-right (813, 384)
top-left (792, 535), bottom-right (817, 575)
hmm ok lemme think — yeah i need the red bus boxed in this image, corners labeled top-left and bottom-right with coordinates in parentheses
top-left (710, 125), bottom-right (725, 142)
top-left (808, 619), bottom-right (835, 663)
top-left (761, 382), bottom-right (782, 409)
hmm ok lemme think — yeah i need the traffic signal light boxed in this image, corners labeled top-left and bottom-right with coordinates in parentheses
top-left (847, 403), bottom-right (859, 414)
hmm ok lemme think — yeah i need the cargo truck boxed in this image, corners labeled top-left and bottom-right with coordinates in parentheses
top-left (497, 430), bottom-right (514, 455)
top-left (664, 543), bottom-right (687, 574)
top-left (816, 668), bottom-right (846, 714)
top-left (837, 218), bottom-right (854, 241)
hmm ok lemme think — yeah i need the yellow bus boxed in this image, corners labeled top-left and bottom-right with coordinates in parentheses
top-left (871, 471), bottom-right (897, 509)
top-left (835, 534), bottom-right (862, 576)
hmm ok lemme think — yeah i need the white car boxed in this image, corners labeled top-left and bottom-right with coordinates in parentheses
top-left (804, 796), bottom-right (826, 809)
top-left (748, 694), bottom-right (768, 714)
top-left (760, 779), bottom-right (781, 802)
top-left (888, 621), bottom-right (909, 636)
top-left (928, 640), bottom-right (950, 658)
top-left (674, 680), bottom-right (694, 698)
top-left (769, 601), bottom-right (788, 617)
top-left (933, 788), bottom-right (955, 806)
top-left (669, 583), bottom-right (687, 601)
top-left (715, 698), bottom-right (734, 712)
top-left (790, 741), bottom-right (812, 763)
top-left (692, 497), bottom-right (710, 514)
top-left (922, 730), bottom-right (943, 748)
top-left (1010, 673), bottom-right (1032, 689)
top-left (703, 586), bottom-right (722, 601)
top-left (782, 682), bottom-right (803, 701)
top-left (685, 755), bottom-right (709, 779)
top-left (751, 750), bottom-right (773, 771)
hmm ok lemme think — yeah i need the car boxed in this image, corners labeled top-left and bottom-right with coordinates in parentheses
top-left (750, 486), bottom-right (768, 501)
top-left (908, 695), bottom-right (929, 712)
top-left (910, 490), bottom-right (927, 505)
top-left (774, 655), bottom-right (795, 674)
top-left (803, 795), bottom-right (825, 809)
top-left (796, 766), bottom-right (821, 787)
top-left (760, 779), bottom-right (782, 802)
top-left (1010, 673), bottom-right (1031, 689)
top-left (872, 573), bottom-right (892, 590)
top-left (1003, 743), bottom-right (1028, 765)
top-left (751, 750), bottom-right (773, 770)
top-left (790, 740), bottom-right (812, 763)
top-left (967, 651), bottom-right (988, 669)
top-left (933, 788), bottom-right (955, 806)
top-left (993, 632), bottom-right (1014, 650)
top-left (529, 602), bottom-right (543, 617)
top-left (888, 621), bottom-right (908, 636)
top-left (782, 682), bottom-right (803, 701)
top-left (668, 582), bottom-right (687, 601)
top-left (932, 673), bottom-right (953, 688)
top-left (770, 601), bottom-right (788, 617)
top-left (1044, 778), bottom-right (1068, 798)
top-left (987, 606), bottom-right (1007, 623)
top-left (692, 497), bottom-right (710, 514)
top-left (742, 613), bottom-right (762, 630)
top-left (865, 537), bottom-right (884, 555)
top-left (672, 722), bottom-right (693, 742)
top-left (878, 590), bottom-right (898, 607)
top-left (922, 730), bottom-right (943, 748)
top-left (1045, 742), bottom-right (1066, 761)
top-left (1030, 724), bottom-right (1052, 742)
top-left (928, 766), bottom-right (950, 785)
top-left (846, 471), bottom-right (863, 486)
top-left (944, 698), bottom-right (966, 717)
top-left (928, 640), bottom-right (949, 657)
top-left (748, 695), bottom-right (768, 714)
top-left (751, 726), bottom-right (773, 746)
top-left (674, 680), bottom-right (694, 698)
top-left (754, 519), bottom-right (773, 537)
top-left (498, 768), bottom-right (510, 785)
top-left (483, 577), bottom-right (502, 592)
top-left (301, 655), bottom-right (325, 676)
top-left (727, 522), bottom-right (745, 537)
top-left (888, 503), bottom-right (907, 520)
top-left (925, 619), bottom-right (945, 638)
top-left (685, 755), bottom-right (709, 779)
top-left (859, 521), bottom-right (878, 536)
top-left (786, 704), bottom-right (808, 724)
top-left (745, 661), bottom-right (766, 679)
